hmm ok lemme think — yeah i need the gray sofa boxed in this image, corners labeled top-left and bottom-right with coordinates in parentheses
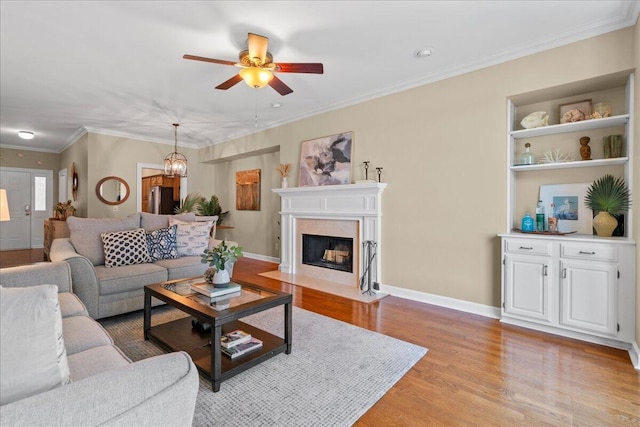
top-left (0, 261), bottom-right (199, 426)
top-left (50, 212), bottom-right (218, 319)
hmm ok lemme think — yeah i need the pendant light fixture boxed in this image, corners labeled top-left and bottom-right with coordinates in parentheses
top-left (164, 123), bottom-right (187, 177)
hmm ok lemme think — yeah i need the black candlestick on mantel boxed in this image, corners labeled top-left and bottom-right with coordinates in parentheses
top-left (363, 161), bottom-right (370, 180)
top-left (376, 167), bottom-right (383, 182)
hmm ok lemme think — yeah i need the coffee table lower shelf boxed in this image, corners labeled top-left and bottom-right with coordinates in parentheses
top-left (146, 317), bottom-right (287, 389)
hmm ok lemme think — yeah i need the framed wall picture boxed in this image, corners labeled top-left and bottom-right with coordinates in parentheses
top-left (559, 99), bottom-right (592, 123)
top-left (236, 169), bottom-right (260, 210)
top-left (539, 183), bottom-right (592, 234)
top-left (299, 132), bottom-right (353, 187)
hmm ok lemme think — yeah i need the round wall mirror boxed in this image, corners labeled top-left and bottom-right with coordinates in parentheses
top-left (96, 176), bottom-right (130, 205)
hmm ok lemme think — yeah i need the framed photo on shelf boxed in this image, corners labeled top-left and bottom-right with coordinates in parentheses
top-left (299, 132), bottom-right (353, 187)
top-left (559, 99), bottom-right (592, 123)
top-left (539, 183), bottom-right (592, 234)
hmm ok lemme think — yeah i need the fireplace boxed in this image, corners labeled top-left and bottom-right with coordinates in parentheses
top-left (273, 183), bottom-right (387, 289)
top-left (302, 234), bottom-right (353, 273)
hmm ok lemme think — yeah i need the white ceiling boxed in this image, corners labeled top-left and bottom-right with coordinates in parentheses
top-left (1, 1), bottom-right (639, 153)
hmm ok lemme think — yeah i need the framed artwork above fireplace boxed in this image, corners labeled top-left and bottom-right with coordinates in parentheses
top-left (299, 131), bottom-right (353, 187)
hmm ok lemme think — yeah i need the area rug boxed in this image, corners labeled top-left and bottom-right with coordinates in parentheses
top-left (101, 305), bottom-right (427, 427)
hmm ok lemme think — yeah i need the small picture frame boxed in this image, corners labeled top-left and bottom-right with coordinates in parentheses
top-left (559, 99), bottom-right (592, 123)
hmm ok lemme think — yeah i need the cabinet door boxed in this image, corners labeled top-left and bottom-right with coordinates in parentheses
top-left (560, 260), bottom-right (617, 336)
top-left (504, 254), bottom-right (552, 323)
top-left (141, 177), bottom-right (151, 213)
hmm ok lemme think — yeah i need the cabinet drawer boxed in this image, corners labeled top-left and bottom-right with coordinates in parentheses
top-left (560, 243), bottom-right (617, 262)
top-left (505, 239), bottom-right (552, 256)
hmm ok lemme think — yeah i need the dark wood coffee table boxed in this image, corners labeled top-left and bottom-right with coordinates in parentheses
top-left (144, 277), bottom-right (292, 392)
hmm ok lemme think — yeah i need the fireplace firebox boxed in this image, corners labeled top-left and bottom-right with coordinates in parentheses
top-left (302, 234), bottom-right (353, 273)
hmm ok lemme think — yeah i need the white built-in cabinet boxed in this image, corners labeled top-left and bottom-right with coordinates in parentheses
top-left (500, 72), bottom-right (636, 350)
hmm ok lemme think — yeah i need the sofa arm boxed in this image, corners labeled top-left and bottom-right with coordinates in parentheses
top-left (50, 238), bottom-right (100, 319)
top-left (0, 261), bottom-right (72, 293)
top-left (0, 352), bottom-right (199, 427)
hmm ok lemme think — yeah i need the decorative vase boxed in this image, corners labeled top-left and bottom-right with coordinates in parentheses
top-left (281, 177), bottom-right (288, 189)
top-left (592, 211), bottom-right (618, 237)
top-left (212, 268), bottom-right (231, 288)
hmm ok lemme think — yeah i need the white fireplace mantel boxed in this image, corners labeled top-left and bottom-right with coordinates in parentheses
top-left (273, 183), bottom-right (387, 284)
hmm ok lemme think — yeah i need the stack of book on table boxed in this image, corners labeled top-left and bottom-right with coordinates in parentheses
top-left (191, 281), bottom-right (241, 298)
top-left (221, 329), bottom-right (263, 359)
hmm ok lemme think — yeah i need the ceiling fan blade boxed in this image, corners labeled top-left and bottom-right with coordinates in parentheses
top-left (275, 63), bottom-right (324, 74)
top-left (183, 54), bottom-right (236, 66)
top-left (248, 33), bottom-right (269, 65)
top-left (269, 75), bottom-right (293, 96)
top-left (215, 74), bottom-right (243, 90)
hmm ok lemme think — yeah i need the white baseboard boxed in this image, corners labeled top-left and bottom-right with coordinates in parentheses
top-left (631, 341), bottom-right (640, 370)
top-left (380, 283), bottom-right (501, 319)
top-left (244, 252), bottom-right (280, 264)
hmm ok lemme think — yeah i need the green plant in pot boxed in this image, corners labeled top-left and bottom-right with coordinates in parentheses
top-left (197, 195), bottom-right (229, 224)
top-left (174, 193), bottom-right (202, 214)
top-left (201, 240), bottom-right (243, 287)
top-left (584, 174), bottom-right (631, 237)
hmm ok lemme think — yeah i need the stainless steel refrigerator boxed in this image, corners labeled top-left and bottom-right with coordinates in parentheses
top-left (148, 186), bottom-right (175, 214)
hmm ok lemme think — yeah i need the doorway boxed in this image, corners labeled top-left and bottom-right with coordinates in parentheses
top-left (136, 162), bottom-right (187, 213)
top-left (0, 167), bottom-right (53, 250)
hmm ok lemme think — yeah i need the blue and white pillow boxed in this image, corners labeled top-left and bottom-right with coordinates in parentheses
top-left (146, 225), bottom-right (179, 261)
top-left (101, 228), bottom-right (151, 268)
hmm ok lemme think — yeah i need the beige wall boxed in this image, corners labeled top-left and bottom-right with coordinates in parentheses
top-left (203, 26), bottom-right (637, 311)
top-left (208, 150), bottom-right (281, 257)
top-left (59, 134), bottom-right (88, 217)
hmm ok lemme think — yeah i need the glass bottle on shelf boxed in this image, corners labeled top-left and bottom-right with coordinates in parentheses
top-left (519, 142), bottom-right (537, 165)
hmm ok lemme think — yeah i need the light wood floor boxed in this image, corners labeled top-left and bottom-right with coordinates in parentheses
top-left (3, 250), bottom-right (639, 425)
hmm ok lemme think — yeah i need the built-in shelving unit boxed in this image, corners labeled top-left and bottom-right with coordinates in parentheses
top-left (500, 72), bottom-right (636, 357)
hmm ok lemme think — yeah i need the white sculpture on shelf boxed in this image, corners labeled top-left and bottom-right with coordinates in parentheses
top-left (542, 149), bottom-right (573, 163)
top-left (520, 111), bottom-right (549, 129)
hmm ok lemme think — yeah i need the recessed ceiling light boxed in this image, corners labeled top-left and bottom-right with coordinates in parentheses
top-left (18, 131), bottom-right (35, 140)
top-left (271, 103), bottom-right (282, 109)
top-left (414, 48), bottom-right (432, 58)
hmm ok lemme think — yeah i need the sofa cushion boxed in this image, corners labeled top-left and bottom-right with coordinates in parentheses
top-left (101, 228), bottom-right (151, 268)
top-left (155, 256), bottom-right (209, 281)
top-left (58, 293), bottom-right (89, 318)
top-left (0, 285), bottom-right (71, 405)
top-left (169, 218), bottom-right (214, 257)
top-left (67, 345), bottom-right (130, 382)
top-left (146, 225), bottom-right (179, 261)
top-left (62, 316), bottom-right (113, 356)
top-left (67, 213), bottom-right (141, 265)
top-left (95, 263), bottom-right (168, 296)
top-left (140, 212), bottom-right (196, 231)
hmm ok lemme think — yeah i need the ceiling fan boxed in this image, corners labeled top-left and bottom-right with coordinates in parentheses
top-left (183, 33), bottom-right (323, 96)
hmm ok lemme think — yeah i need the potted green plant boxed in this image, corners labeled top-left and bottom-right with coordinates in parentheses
top-left (201, 240), bottom-right (243, 287)
top-left (174, 193), bottom-right (202, 214)
top-left (584, 174), bottom-right (631, 237)
top-left (197, 195), bottom-right (229, 224)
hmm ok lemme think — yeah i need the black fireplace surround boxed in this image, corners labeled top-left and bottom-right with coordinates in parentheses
top-left (302, 234), bottom-right (353, 273)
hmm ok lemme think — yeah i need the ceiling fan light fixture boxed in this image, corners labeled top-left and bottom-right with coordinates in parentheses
top-left (164, 123), bottom-right (187, 177)
top-left (18, 131), bottom-right (35, 140)
top-left (239, 67), bottom-right (273, 88)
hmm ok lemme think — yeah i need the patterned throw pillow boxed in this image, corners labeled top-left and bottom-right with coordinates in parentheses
top-left (101, 228), bottom-right (151, 268)
top-left (146, 225), bottom-right (179, 261)
top-left (168, 218), bottom-right (213, 257)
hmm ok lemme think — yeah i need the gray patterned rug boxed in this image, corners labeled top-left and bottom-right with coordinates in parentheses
top-left (101, 305), bottom-right (427, 427)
